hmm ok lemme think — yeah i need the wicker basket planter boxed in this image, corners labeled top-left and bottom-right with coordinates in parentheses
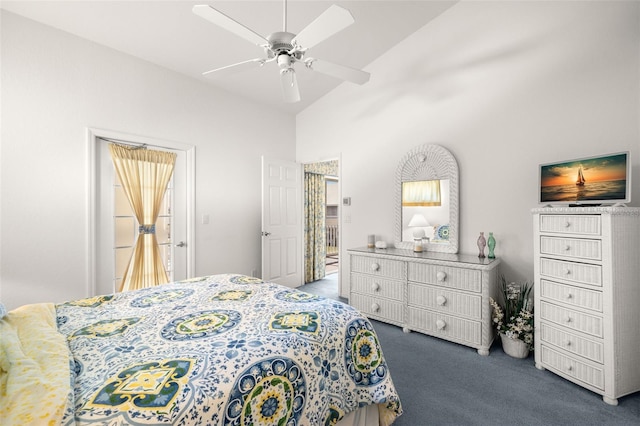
top-left (500, 333), bottom-right (529, 359)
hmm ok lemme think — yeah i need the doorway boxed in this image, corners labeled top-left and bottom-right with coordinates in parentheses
top-left (325, 177), bottom-right (339, 275)
top-left (87, 128), bottom-right (195, 296)
top-left (303, 160), bottom-right (340, 286)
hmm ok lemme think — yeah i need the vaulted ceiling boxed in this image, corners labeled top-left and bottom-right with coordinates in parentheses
top-left (1, 1), bottom-right (456, 114)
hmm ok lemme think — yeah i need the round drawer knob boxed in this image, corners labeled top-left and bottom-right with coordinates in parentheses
top-left (436, 319), bottom-right (446, 330)
top-left (566, 316), bottom-right (572, 323)
top-left (564, 269), bottom-right (571, 275)
top-left (566, 293), bottom-right (573, 299)
top-left (436, 271), bottom-right (447, 282)
top-left (567, 365), bottom-right (573, 371)
top-left (564, 245), bottom-right (571, 251)
top-left (436, 295), bottom-right (447, 306)
top-left (372, 282), bottom-right (380, 292)
top-left (371, 303), bottom-right (380, 312)
top-left (371, 263), bottom-right (380, 271)
top-left (566, 340), bottom-right (572, 347)
top-left (564, 221), bottom-right (571, 228)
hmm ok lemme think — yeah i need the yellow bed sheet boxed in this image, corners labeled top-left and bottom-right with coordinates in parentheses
top-left (0, 303), bottom-right (73, 425)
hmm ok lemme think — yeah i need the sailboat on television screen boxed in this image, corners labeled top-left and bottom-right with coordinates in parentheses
top-left (576, 166), bottom-right (585, 186)
top-left (539, 151), bottom-right (630, 205)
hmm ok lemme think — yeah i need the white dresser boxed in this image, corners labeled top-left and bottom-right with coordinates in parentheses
top-left (532, 207), bottom-right (640, 405)
top-left (348, 247), bottom-right (500, 355)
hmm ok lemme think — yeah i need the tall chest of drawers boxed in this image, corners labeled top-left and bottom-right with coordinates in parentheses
top-left (348, 247), bottom-right (500, 355)
top-left (532, 207), bottom-right (640, 405)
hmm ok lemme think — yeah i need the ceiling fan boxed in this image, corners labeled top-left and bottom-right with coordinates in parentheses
top-left (192, 1), bottom-right (371, 103)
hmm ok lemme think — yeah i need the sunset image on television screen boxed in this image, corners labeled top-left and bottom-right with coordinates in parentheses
top-left (540, 153), bottom-right (627, 202)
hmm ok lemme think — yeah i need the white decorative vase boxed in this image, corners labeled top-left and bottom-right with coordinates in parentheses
top-left (500, 334), bottom-right (529, 359)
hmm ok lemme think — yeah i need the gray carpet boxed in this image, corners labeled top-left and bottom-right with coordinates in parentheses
top-left (300, 276), bottom-right (640, 425)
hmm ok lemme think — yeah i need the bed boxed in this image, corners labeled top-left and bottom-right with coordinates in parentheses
top-left (1, 273), bottom-right (402, 425)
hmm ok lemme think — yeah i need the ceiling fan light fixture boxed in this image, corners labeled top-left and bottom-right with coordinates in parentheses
top-left (277, 53), bottom-right (294, 69)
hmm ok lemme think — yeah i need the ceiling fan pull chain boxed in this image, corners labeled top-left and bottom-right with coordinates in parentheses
top-left (281, 68), bottom-right (295, 87)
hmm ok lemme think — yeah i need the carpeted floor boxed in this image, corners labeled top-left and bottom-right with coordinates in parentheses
top-left (301, 273), bottom-right (346, 302)
top-left (300, 276), bottom-right (640, 425)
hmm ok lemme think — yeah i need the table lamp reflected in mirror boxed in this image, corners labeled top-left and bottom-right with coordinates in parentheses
top-left (408, 214), bottom-right (430, 252)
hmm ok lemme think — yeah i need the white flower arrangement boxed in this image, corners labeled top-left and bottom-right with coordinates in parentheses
top-left (489, 276), bottom-right (534, 350)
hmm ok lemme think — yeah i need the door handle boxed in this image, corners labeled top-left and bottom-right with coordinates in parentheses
top-left (261, 231), bottom-right (272, 237)
top-left (175, 241), bottom-right (186, 248)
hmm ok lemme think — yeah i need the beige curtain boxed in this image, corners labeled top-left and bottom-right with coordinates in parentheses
top-left (108, 144), bottom-right (177, 292)
top-left (402, 180), bottom-right (441, 206)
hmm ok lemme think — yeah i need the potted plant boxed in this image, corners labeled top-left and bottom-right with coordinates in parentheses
top-left (489, 275), bottom-right (534, 358)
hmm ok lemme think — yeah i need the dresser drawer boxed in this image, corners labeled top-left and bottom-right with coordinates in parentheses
top-left (351, 273), bottom-right (403, 302)
top-left (539, 214), bottom-right (601, 236)
top-left (540, 301), bottom-right (603, 338)
top-left (350, 255), bottom-right (405, 280)
top-left (350, 293), bottom-right (404, 324)
top-left (540, 279), bottom-right (602, 312)
top-left (540, 236), bottom-right (602, 261)
top-left (540, 322), bottom-right (604, 364)
top-left (408, 263), bottom-right (482, 292)
top-left (540, 345), bottom-right (604, 390)
top-left (407, 308), bottom-right (482, 345)
top-left (408, 283), bottom-right (482, 320)
top-left (539, 258), bottom-right (602, 287)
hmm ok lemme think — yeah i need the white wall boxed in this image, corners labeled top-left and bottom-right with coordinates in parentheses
top-left (0, 11), bottom-right (296, 309)
top-left (296, 1), bottom-right (640, 296)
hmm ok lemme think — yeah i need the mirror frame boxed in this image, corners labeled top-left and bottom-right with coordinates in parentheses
top-left (394, 144), bottom-right (459, 253)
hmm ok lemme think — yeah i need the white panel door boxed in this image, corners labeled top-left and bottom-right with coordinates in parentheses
top-left (261, 157), bottom-right (302, 287)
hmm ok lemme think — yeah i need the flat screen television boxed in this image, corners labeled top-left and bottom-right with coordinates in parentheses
top-left (539, 151), bottom-right (631, 206)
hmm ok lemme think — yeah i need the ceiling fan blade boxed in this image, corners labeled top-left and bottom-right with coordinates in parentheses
top-left (292, 4), bottom-right (354, 49)
top-left (203, 58), bottom-right (266, 77)
top-left (280, 69), bottom-right (301, 103)
top-left (305, 58), bottom-right (370, 85)
top-left (193, 5), bottom-right (268, 47)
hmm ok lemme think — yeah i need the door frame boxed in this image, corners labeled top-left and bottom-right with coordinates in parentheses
top-left (86, 127), bottom-right (196, 297)
top-left (299, 154), bottom-right (342, 293)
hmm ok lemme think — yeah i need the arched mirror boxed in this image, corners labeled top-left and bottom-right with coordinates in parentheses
top-left (394, 144), bottom-right (459, 253)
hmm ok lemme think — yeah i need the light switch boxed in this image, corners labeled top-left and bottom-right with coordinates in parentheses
top-left (202, 214), bottom-right (210, 225)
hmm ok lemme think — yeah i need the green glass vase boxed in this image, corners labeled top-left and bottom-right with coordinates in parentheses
top-left (487, 232), bottom-right (496, 259)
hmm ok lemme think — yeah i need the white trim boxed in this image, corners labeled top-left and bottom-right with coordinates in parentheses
top-left (86, 127), bottom-right (196, 297)
top-left (86, 128), bottom-right (97, 297)
top-left (337, 153), bottom-right (343, 297)
top-left (185, 145), bottom-right (196, 282)
top-left (299, 161), bottom-right (305, 287)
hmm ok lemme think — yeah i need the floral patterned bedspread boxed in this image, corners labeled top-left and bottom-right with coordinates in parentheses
top-left (55, 274), bottom-right (402, 425)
